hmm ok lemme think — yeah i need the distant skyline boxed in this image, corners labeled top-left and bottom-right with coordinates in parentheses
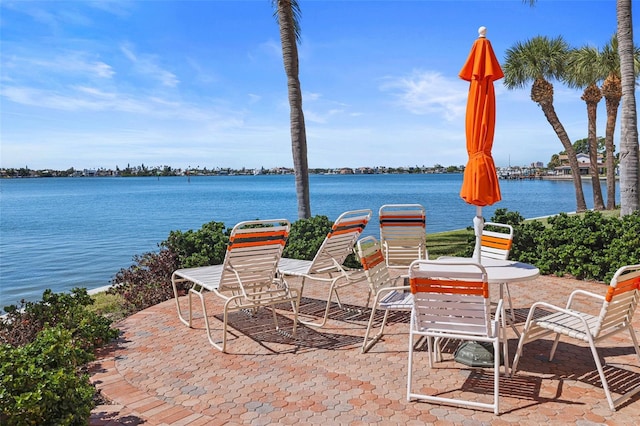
top-left (1, 1), bottom-right (638, 170)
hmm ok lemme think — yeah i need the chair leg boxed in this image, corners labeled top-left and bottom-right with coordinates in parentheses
top-left (628, 324), bottom-right (640, 362)
top-left (299, 277), bottom-right (341, 328)
top-left (406, 317), bottom-right (416, 401)
top-left (511, 329), bottom-right (529, 374)
top-left (549, 333), bottom-right (562, 361)
top-left (362, 292), bottom-right (389, 353)
top-left (586, 339), bottom-right (616, 410)
top-left (493, 339), bottom-right (500, 415)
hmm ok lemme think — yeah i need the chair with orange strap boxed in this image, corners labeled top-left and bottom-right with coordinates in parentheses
top-left (356, 236), bottom-right (412, 353)
top-left (512, 264), bottom-right (640, 411)
top-left (171, 219), bottom-right (300, 352)
top-left (278, 209), bottom-right (373, 327)
top-left (379, 204), bottom-right (428, 268)
top-left (476, 222), bottom-right (515, 321)
top-left (406, 259), bottom-right (509, 414)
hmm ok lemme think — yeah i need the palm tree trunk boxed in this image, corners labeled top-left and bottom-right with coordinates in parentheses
top-left (604, 96), bottom-right (620, 209)
top-left (277, 0), bottom-right (311, 219)
top-left (617, 0), bottom-right (640, 215)
top-left (586, 101), bottom-right (605, 210)
top-left (539, 101), bottom-right (587, 212)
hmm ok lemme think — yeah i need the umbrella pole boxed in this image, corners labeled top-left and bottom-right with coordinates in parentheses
top-left (473, 206), bottom-right (484, 262)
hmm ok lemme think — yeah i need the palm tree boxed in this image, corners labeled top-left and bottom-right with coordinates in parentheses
top-left (566, 46), bottom-right (605, 210)
top-left (503, 36), bottom-right (587, 212)
top-left (617, 0), bottom-right (639, 215)
top-left (273, 0), bottom-right (311, 219)
top-left (565, 46), bottom-right (604, 210)
top-left (599, 35), bottom-right (623, 210)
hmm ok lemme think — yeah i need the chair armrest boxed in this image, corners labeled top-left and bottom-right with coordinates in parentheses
top-left (566, 289), bottom-right (605, 309)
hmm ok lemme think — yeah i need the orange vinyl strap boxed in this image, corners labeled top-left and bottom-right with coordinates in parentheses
top-left (410, 277), bottom-right (488, 298)
top-left (228, 230), bottom-right (288, 250)
top-left (328, 219), bottom-right (368, 237)
top-left (481, 234), bottom-right (512, 250)
top-left (361, 250), bottom-right (384, 270)
top-left (606, 275), bottom-right (640, 302)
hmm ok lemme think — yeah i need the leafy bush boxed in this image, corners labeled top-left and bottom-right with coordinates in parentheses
top-left (0, 288), bottom-right (118, 351)
top-left (283, 215), bottom-right (333, 261)
top-left (165, 221), bottom-right (231, 268)
top-left (108, 248), bottom-right (180, 314)
top-left (0, 326), bottom-right (95, 426)
top-left (0, 290), bottom-right (118, 425)
top-left (491, 209), bottom-right (640, 282)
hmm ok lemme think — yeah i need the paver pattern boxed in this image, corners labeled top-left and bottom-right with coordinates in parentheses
top-left (89, 274), bottom-right (640, 425)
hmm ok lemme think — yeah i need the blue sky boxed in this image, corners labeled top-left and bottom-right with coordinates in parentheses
top-left (1, 0), bottom-right (637, 170)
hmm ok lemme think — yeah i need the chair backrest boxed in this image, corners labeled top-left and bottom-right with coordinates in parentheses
top-left (308, 209), bottom-right (373, 274)
top-left (356, 236), bottom-right (393, 294)
top-left (476, 222), bottom-right (513, 260)
top-left (218, 219), bottom-right (290, 294)
top-left (408, 260), bottom-right (491, 336)
top-left (379, 204), bottom-right (427, 266)
top-left (595, 264), bottom-right (640, 337)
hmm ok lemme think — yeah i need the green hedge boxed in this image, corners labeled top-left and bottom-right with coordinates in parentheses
top-left (493, 209), bottom-right (640, 282)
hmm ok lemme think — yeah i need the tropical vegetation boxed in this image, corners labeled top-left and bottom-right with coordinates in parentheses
top-left (503, 35), bottom-right (588, 213)
top-left (0, 289), bottom-right (119, 425)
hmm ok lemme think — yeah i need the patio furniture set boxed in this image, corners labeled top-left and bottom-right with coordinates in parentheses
top-left (170, 205), bottom-right (640, 414)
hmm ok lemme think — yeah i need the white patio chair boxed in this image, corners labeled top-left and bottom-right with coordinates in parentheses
top-left (512, 264), bottom-right (640, 411)
top-left (379, 204), bottom-right (428, 268)
top-left (171, 219), bottom-right (300, 352)
top-left (406, 259), bottom-right (510, 414)
top-left (476, 222), bottom-right (515, 322)
top-left (278, 209), bottom-right (373, 327)
top-left (356, 236), bottom-right (412, 353)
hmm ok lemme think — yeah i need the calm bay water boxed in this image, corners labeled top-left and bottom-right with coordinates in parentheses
top-left (0, 174), bottom-right (613, 306)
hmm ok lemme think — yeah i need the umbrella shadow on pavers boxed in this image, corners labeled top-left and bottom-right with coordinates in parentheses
top-left (213, 307), bottom-right (363, 354)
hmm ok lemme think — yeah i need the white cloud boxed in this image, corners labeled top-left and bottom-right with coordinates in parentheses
top-left (120, 43), bottom-right (179, 88)
top-left (380, 70), bottom-right (468, 120)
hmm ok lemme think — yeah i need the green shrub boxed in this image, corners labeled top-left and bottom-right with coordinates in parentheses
top-left (0, 326), bottom-right (95, 426)
top-left (492, 209), bottom-right (640, 282)
top-left (165, 221), bottom-right (231, 268)
top-left (0, 288), bottom-right (118, 351)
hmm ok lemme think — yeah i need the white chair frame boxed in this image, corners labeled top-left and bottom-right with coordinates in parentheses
top-left (379, 204), bottom-right (428, 268)
top-left (406, 259), bottom-right (509, 415)
top-left (278, 209), bottom-right (373, 327)
top-left (512, 264), bottom-right (640, 411)
top-left (171, 219), bottom-right (300, 352)
top-left (356, 236), bottom-right (412, 353)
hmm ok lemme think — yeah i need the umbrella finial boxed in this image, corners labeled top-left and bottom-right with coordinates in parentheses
top-left (478, 26), bottom-right (487, 38)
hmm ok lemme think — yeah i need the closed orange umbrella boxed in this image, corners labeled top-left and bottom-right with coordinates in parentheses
top-left (459, 26), bottom-right (504, 260)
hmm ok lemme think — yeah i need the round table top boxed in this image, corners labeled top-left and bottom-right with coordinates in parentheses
top-left (427, 257), bottom-right (540, 284)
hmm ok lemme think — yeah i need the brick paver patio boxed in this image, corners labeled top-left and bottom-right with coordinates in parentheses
top-left (89, 274), bottom-right (640, 425)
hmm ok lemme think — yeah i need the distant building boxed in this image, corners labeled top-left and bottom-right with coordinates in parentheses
top-left (555, 153), bottom-right (604, 176)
